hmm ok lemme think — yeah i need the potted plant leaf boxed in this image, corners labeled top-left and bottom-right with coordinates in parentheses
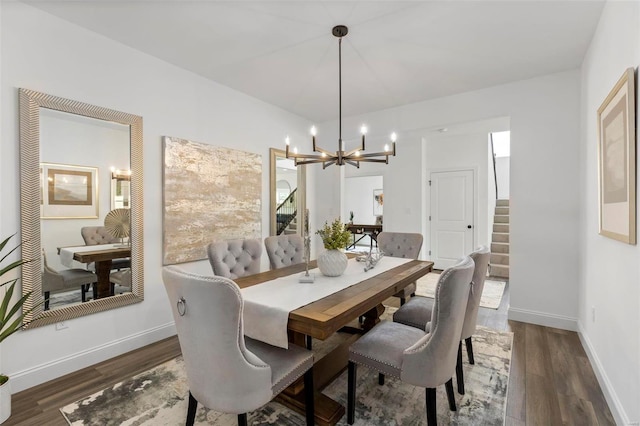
top-left (315, 218), bottom-right (351, 276)
top-left (0, 234), bottom-right (36, 423)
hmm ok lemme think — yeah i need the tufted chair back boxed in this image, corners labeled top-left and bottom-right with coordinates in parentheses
top-left (401, 256), bottom-right (474, 389)
top-left (207, 238), bottom-right (262, 279)
top-left (461, 246), bottom-right (491, 339)
top-left (162, 266), bottom-right (273, 414)
top-left (81, 226), bottom-right (119, 245)
top-left (376, 232), bottom-right (423, 259)
top-left (264, 234), bottom-right (304, 270)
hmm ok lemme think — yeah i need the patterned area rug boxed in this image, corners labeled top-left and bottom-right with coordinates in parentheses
top-left (416, 272), bottom-right (506, 309)
top-left (60, 324), bottom-right (512, 425)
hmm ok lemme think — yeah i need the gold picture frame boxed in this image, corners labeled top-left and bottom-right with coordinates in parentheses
top-left (40, 162), bottom-right (99, 219)
top-left (598, 67), bottom-right (636, 244)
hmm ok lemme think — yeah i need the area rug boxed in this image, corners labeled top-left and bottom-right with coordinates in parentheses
top-left (415, 272), bottom-right (506, 309)
top-left (60, 325), bottom-right (512, 425)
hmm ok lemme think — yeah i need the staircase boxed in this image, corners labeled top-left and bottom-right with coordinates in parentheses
top-left (284, 216), bottom-right (297, 235)
top-left (490, 199), bottom-right (510, 279)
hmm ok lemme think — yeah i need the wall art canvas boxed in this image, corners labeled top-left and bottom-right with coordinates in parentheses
top-left (598, 67), bottom-right (636, 244)
top-left (373, 189), bottom-right (384, 216)
top-left (40, 162), bottom-right (98, 219)
top-left (163, 137), bottom-right (262, 265)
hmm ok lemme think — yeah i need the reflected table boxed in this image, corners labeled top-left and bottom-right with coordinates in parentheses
top-left (346, 224), bottom-right (382, 250)
top-left (59, 245), bottom-right (131, 299)
top-left (235, 257), bottom-right (433, 425)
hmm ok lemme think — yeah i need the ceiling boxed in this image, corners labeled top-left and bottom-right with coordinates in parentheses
top-left (25, 1), bottom-right (605, 122)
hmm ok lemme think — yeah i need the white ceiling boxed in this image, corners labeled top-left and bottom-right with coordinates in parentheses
top-left (25, 1), bottom-right (604, 122)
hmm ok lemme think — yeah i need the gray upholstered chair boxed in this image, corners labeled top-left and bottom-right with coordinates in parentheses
top-left (109, 268), bottom-right (131, 294)
top-left (347, 256), bottom-right (474, 425)
top-left (80, 226), bottom-right (130, 270)
top-left (41, 249), bottom-right (97, 310)
top-left (207, 238), bottom-right (262, 279)
top-left (393, 246), bottom-right (491, 395)
top-left (376, 232), bottom-right (423, 305)
top-left (264, 234), bottom-right (304, 270)
top-left (162, 266), bottom-right (315, 426)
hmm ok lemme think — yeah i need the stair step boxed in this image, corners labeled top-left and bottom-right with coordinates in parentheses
top-left (491, 242), bottom-right (509, 254)
top-left (494, 215), bottom-right (509, 224)
top-left (495, 206), bottom-right (509, 215)
top-left (492, 232), bottom-right (509, 243)
top-left (496, 199), bottom-right (510, 207)
top-left (490, 264), bottom-right (510, 278)
top-left (490, 253), bottom-right (509, 265)
top-left (493, 223), bottom-right (509, 233)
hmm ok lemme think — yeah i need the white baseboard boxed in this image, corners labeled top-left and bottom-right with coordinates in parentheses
top-left (507, 307), bottom-right (578, 331)
top-left (578, 322), bottom-right (637, 426)
top-left (10, 322), bottom-right (176, 393)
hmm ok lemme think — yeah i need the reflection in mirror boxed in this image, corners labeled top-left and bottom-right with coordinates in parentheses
top-left (343, 175), bottom-right (384, 248)
top-left (20, 89), bottom-right (143, 329)
top-left (269, 148), bottom-right (306, 237)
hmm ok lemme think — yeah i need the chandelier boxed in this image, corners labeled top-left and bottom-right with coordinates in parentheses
top-left (285, 25), bottom-right (397, 169)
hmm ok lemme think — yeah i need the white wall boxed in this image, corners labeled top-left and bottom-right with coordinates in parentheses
top-left (579, 2), bottom-right (640, 424)
top-left (0, 2), bottom-right (312, 392)
top-left (313, 71), bottom-right (581, 332)
top-left (343, 175), bottom-right (383, 231)
top-left (495, 157), bottom-right (510, 199)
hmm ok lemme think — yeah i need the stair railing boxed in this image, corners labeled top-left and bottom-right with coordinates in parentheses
top-left (490, 133), bottom-right (498, 200)
top-left (276, 189), bottom-right (297, 235)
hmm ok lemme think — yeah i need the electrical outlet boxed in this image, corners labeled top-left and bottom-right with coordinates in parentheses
top-left (55, 321), bottom-right (68, 331)
top-left (592, 306), bottom-right (596, 322)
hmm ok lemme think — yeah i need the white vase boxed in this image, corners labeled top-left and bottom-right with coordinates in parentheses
top-left (0, 378), bottom-right (10, 424)
top-left (317, 249), bottom-right (348, 277)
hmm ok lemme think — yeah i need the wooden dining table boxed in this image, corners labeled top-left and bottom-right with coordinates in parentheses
top-left (235, 257), bottom-right (433, 426)
top-left (58, 245), bottom-right (131, 299)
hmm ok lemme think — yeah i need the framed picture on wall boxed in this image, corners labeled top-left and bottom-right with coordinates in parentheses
top-left (373, 189), bottom-right (384, 216)
top-left (41, 162), bottom-right (99, 219)
top-left (597, 67), bottom-right (636, 244)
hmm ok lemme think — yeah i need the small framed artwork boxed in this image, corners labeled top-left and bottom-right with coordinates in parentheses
top-left (373, 189), bottom-right (384, 216)
top-left (41, 162), bottom-right (99, 219)
top-left (597, 67), bottom-right (636, 244)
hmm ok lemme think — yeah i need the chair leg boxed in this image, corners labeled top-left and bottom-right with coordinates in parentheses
top-left (445, 379), bottom-right (457, 411)
top-left (44, 291), bottom-right (50, 311)
top-left (347, 361), bottom-right (357, 424)
top-left (305, 335), bottom-right (313, 350)
top-left (237, 413), bottom-right (248, 426)
top-left (92, 283), bottom-right (98, 300)
top-left (81, 285), bottom-right (87, 303)
top-left (456, 341), bottom-right (465, 395)
top-left (465, 337), bottom-right (475, 364)
top-left (303, 367), bottom-right (315, 426)
top-left (186, 391), bottom-right (197, 426)
top-left (425, 387), bottom-right (437, 425)
top-left (411, 292), bottom-right (416, 297)
top-left (400, 297), bottom-right (406, 306)
top-left (378, 373), bottom-right (385, 385)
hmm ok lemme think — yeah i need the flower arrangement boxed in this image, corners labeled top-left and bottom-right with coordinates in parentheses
top-left (316, 218), bottom-right (351, 250)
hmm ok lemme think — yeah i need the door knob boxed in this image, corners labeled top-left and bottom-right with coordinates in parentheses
top-left (467, 225), bottom-right (472, 229)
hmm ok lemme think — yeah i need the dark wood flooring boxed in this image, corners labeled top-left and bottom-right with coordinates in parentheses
top-left (5, 281), bottom-right (615, 425)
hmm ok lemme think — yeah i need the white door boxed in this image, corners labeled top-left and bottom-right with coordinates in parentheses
top-left (430, 169), bottom-right (474, 269)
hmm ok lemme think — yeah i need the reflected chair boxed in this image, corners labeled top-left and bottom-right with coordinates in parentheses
top-left (41, 249), bottom-right (98, 310)
top-left (393, 246), bottom-right (491, 394)
top-left (207, 238), bottom-right (262, 279)
top-left (376, 232), bottom-right (423, 305)
top-left (347, 257), bottom-right (474, 425)
top-left (109, 268), bottom-right (132, 295)
top-left (162, 266), bottom-right (315, 426)
top-left (264, 234), bottom-right (304, 270)
top-left (81, 226), bottom-right (130, 270)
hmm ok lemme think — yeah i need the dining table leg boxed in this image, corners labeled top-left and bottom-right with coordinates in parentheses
top-left (94, 260), bottom-right (113, 299)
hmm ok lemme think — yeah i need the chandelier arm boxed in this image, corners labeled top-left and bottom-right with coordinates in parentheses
top-left (344, 144), bottom-right (365, 157)
top-left (313, 145), bottom-right (335, 156)
top-left (322, 160), bottom-right (337, 169)
top-left (354, 158), bottom-right (390, 164)
top-left (351, 151), bottom-right (393, 159)
top-left (294, 158), bottom-right (334, 165)
top-left (344, 160), bottom-right (360, 168)
top-left (288, 152), bottom-right (326, 160)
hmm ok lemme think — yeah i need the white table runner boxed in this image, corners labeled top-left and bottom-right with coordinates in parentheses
top-left (60, 244), bottom-right (122, 268)
top-left (241, 257), bottom-right (412, 348)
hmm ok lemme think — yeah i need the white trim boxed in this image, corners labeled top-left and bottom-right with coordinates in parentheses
top-left (507, 307), bottom-right (578, 331)
top-left (577, 322), bottom-right (638, 426)
top-left (9, 322), bottom-right (176, 393)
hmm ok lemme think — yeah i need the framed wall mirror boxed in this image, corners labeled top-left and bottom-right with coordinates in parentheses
top-left (269, 148), bottom-right (306, 237)
top-left (20, 88), bottom-right (144, 329)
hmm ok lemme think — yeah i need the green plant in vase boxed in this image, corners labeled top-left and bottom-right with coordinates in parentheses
top-left (0, 234), bottom-right (37, 423)
top-left (316, 218), bottom-right (351, 276)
